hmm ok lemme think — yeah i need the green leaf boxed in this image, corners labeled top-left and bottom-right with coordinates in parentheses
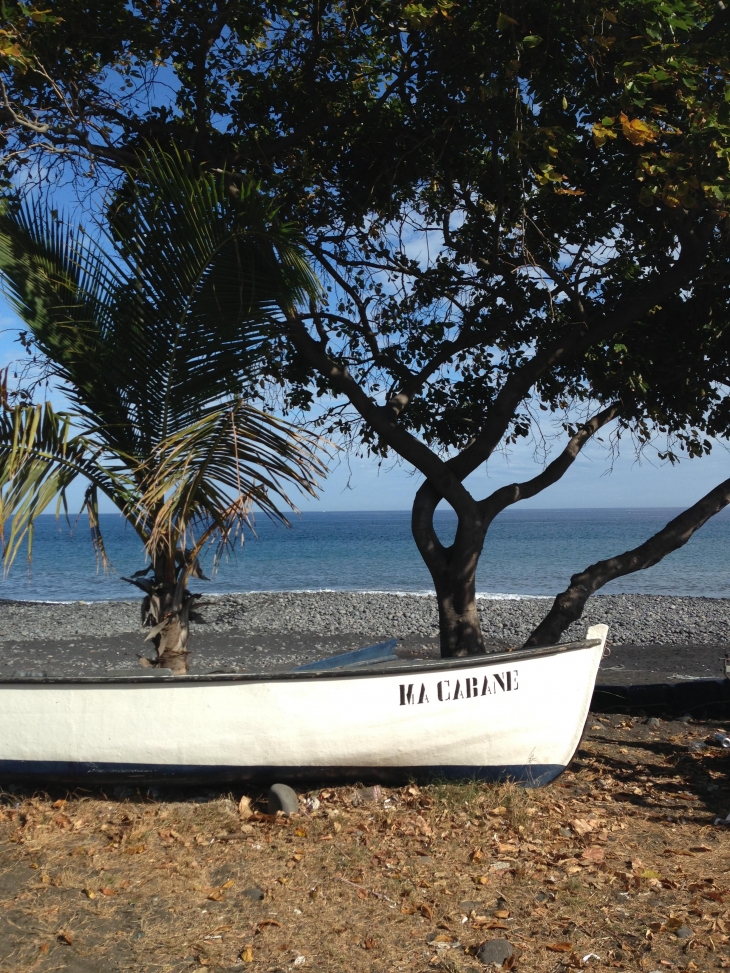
top-left (522, 34), bottom-right (543, 48)
top-left (496, 12), bottom-right (518, 30)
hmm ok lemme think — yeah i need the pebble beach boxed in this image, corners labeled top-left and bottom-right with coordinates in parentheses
top-left (1, 592), bottom-right (729, 679)
top-left (1, 590), bottom-right (729, 644)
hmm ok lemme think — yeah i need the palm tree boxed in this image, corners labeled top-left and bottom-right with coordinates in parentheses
top-left (0, 153), bottom-right (326, 673)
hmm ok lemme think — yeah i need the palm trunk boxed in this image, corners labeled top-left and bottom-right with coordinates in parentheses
top-left (412, 482), bottom-right (487, 657)
top-left (137, 544), bottom-right (193, 674)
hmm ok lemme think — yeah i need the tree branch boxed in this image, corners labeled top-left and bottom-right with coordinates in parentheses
top-left (480, 402), bottom-right (621, 518)
top-left (448, 217), bottom-right (715, 482)
top-left (285, 311), bottom-right (477, 515)
top-left (523, 475), bottom-right (730, 647)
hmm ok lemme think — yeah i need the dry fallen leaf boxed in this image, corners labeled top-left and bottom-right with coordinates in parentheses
top-left (582, 846), bottom-right (605, 863)
top-left (83, 887), bottom-right (96, 899)
top-left (241, 944), bottom-right (254, 963)
top-left (238, 795), bottom-right (252, 819)
top-left (571, 818), bottom-right (594, 836)
top-left (361, 938), bottom-right (377, 949)
top-left (57, 930), bottom-right (73, 946)
top-left (256, 920), bottom-right (283, 933)
top-left (207, 877), bottom-right (235, 901)
top-left (546, 942), bottom-right (573, 952)
top-left (419, 903), bottom-right (435, 921)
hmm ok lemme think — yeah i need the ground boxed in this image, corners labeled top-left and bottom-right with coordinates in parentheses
top-left (2, 713), bottom-right (730, 973)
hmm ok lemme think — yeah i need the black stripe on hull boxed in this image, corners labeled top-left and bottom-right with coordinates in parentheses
top-left (0, 761), bottom-right (564, 788)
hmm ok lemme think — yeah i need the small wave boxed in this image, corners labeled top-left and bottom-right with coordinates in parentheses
top-left (192, 587), bottom-right (551, 600)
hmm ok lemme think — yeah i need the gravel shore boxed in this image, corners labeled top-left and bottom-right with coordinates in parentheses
top-left (1, 591), bottom-right (729, 645)
top-left (1, 592), bottom-right (729, 678)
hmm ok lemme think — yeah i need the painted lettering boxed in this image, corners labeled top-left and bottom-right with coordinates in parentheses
top-left (399, 684), bottom-right (415, 706)
top-left (400, 669), bottom-right (519, 707)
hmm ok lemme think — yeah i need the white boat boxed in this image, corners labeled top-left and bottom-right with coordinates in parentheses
top-left (0, 624), bottom-right (607, 787)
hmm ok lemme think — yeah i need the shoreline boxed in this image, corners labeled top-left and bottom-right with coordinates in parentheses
top-left (0, 592), bottom-right (728, 683)
top-left (0, 594), bottom-right (728, 679)
top-left (2, 591), bottom-right (730, 645)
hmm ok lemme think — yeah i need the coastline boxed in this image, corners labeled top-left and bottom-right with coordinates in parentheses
top-left (0, 592), bottom-right (728, 681)
top-left (2, 590), bottom-right (730, 644)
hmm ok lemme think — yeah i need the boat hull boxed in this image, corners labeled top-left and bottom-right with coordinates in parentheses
top-left (0, 626), bottom-right (607, 786)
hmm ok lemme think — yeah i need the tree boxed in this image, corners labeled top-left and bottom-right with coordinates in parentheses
top-left (0, 153), bottom-right (325, 673)
top-left (2, 0), bottom-right (730, 656)
top-left (523, 475), bottom-right (730, 648)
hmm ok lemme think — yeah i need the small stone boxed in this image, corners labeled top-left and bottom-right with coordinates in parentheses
top-left (242, 887), bottom-right (264, 901)
top-left (112, 785), bottom-right (134, 800)
top-left (476, 938), bottom-right (514, 967)
top-left (646, 717), bottom-right (661, 729)
top-left (559, 827), bottom-right (572, 838)
top-left (458, 900), bottom-right (481, 914)
top-left (688, 740), bottom-right (706, 753)
top-left (534, 891), bottom-right (549, 903)
top-left (268, 783), bottom-right (299, 816)
top-left (675, 924), bottom-right (693, 939)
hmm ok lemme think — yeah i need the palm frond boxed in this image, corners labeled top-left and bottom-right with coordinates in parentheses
top-left (140, 397), bottom-right (327, 572)
top-left (0, 151), bottom-right (327, 665)
top-left (0, 377), bottom-right (140, 569)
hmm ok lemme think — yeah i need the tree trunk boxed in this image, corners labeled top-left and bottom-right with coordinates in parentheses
top-left (412, 481), bottom-right (488, 657)
top-left (523, 475), bottom-right (730, 648)
top-left (125, 545), bottom-right (202, 675)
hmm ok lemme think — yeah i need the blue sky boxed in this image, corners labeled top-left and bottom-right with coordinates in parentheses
top-left (2, 295), bottom-right (724, 514)
top-left (303, 434), bottom-right (727, 512)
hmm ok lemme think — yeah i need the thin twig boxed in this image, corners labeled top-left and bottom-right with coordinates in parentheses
top-left (335, 874), bottom-right (396, 904)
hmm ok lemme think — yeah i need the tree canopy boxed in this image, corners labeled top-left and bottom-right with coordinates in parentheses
top-left (2, 0), bottom-right (730, 654)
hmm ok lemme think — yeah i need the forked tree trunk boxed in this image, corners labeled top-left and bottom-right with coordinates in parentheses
top-left (412, 482), bottom-right (488, 657)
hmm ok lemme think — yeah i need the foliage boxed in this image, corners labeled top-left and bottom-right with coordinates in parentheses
top-left (0, 152), bottom-right (325, 664)
top-left (2, 0), bottom-right (730, 652)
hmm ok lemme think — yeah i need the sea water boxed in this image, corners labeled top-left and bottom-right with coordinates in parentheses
top-left (0, 508), bottom-right (728, 603)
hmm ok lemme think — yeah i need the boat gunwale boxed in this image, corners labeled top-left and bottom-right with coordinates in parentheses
top-left (0, 637), bottom-right (603, 686)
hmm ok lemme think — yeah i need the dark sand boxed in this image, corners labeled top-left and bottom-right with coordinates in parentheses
top-left (0, 628), bottom-right (727, 685)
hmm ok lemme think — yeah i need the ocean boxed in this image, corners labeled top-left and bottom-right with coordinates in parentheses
top-left (0, 507), bottom-right (728, 603)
